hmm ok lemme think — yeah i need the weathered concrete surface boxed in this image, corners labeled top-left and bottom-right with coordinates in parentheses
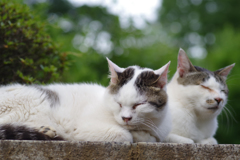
top-left (0, 140), bottom-right (240, 160)
top-left (134, 142), bottom-right (240, 160)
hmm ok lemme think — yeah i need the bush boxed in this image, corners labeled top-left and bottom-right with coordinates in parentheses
top-left (0, 0), bottom-right (68, 84)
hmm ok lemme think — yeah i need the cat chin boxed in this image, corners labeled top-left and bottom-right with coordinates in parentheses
top-left (207, 106), bottom-right (219, 110)
top-left (205, 104), bottom-right (224, 111)
top-left (121, 125), bottom-right (137, 130)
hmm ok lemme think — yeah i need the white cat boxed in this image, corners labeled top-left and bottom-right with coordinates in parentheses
top-left (165, 48), bottom-right (235, 144)
top-left (0, 58), bottom-right (171, 142)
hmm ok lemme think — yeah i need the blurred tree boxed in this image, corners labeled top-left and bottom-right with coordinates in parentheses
top-left (2, 0), bottom-right (240, 144)
top-left (28, 0), bottom-right (177, 85)
top-left (159, 0), bottom-right (240, 49)
top-left (0, 0), bottom-right (69, 84)
top-left (206, 27), bottom-right (240, 144)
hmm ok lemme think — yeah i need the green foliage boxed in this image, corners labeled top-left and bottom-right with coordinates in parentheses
top-left (29, 0), bottom-right (177, 86)
top-left (205, 27), bottom-right (240, 144)
top-left (0, 0), bottom-right (68, 84)
top-left (159, 0), bottom-right (240, 48)
top-left (3, 0), bottom-right (240, 144)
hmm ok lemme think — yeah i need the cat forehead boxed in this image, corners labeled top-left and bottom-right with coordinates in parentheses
top-left (121, 67), bottom-right (159, 93)
top-left (108, 66), bottom-right (156, 94)
top-left (202, 76), bottom-right (222, 88)
top-left (112, 66), bottom-right (167, 110)
top-left (122, 66), bottom-right (160, 89)
top-left (119, 66), bottom-right (153, 80)
top-left (119, 66), bottom-right (156, 87)
top-left (177, 66), bottom-right (227, 87)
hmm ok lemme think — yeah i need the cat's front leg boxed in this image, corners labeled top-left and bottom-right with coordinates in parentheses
top-left (131, 131), bottom-right (157, 142)
top-left (111, 130), bottom-right (133, 142)
top-left (198, 137), bottom-right (218, 144)
top-left (101, 127), bottom-right (133, 142)
top-left (165, 133), bottom-right (194, 143)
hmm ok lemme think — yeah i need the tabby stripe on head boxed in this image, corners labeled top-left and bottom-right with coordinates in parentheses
top-left (109, 67), bottom-right (135, 94)
top-left (177, 66), bottom-right (229, 93)
top-left (149, 101), bottom-right (166, 109)
top-left (135, 71), bottom-right (159, 89)
top-left (135, 71), bottom-right (168, 110)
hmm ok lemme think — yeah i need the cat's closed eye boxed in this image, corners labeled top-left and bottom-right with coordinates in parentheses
top-left (132, 101), bottom-right (147, 109)
top-left (200, 85), bottom-right (212, 91)
top-left (132, 103), bottom-right (141, 109)
top-left (221, 90), bottom-right (228, 94)
top-left (118, 103), bottom-right (122, 108)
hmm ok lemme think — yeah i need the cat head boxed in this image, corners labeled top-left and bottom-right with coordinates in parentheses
top-left (105, 58), bottom-right (170, 130)
top-left (170, 48), bottom-right (235, 117)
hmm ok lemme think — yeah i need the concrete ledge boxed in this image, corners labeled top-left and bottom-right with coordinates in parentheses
top-left (0, 140), bottom-right (239, 159)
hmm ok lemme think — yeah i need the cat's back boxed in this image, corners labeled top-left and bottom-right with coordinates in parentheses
top-left (45, 83), bottom-right (105, 100)
top-left (44, 83), bottom-right (106, 109)
top-left (0, 84), bottom-right (54, 121)
top-left (0, 84), bottom-right (45, 104)
top-left (0, 83), bottom-right (106, 111)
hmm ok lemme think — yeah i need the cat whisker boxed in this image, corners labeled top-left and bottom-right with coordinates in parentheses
top-left (141, 122), bottom-right (160, 141)
top-left (132, 117), bottom-right (160, 140)
top-left (224, 105), bottom-right (237, 123)
top-left (143, 119), bottom-right (161, 140)
top-left (226, 74), bottom-right (240, 82)
top-left (222, 107), bottom-right (230, 132)
top-left (145, 119), bottom-right (160, 133)
top-left (134, 118), bottom-right (144, 132)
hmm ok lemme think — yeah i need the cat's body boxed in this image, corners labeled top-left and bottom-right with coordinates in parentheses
top-left (0, 83), bottom-right (133, 141)
top-left (0, 59), bottom-right (171, 142)
top-left (165, 49), bottom-right (234, 144)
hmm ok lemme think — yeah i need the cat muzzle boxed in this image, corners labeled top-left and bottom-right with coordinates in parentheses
top-left (122, 117), bottom-right (132, 123)
top-left (207, 106), bottom-right (219, 110)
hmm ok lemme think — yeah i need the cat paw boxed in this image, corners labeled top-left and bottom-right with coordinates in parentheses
top-left (199, 137), bottom-right (218, 144)
top-left (165, 134), bottom-right (194, 143)
top-left (131, 131), bottom-right (157, 142)
top-left (179, 138), bottom-right (194, 144)
top-left (39, 126), bottom-right (57, 138)
top-left (110, 129), bottom-right (133, 142)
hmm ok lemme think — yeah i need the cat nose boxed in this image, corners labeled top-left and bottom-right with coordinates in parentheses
top-left (122, 116), bottom-right (132, 123)
top-left (214, 98), bottom-right (223, 105)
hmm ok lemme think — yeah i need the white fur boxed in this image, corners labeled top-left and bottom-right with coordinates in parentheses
top-left (0, 63), bottom-right (171, 142)
top-left (107, 66), bottom-right (171, 142)
top-left (165, 73), bottom-right (227, 144)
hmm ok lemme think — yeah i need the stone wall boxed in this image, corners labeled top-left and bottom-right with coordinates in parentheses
top-left (0, 140), bottom-right (239, 159)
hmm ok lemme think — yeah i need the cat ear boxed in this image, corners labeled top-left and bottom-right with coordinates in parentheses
top-left (106, 58), bottom-right (124, 85)
top-left (177, 48), bottom-right (197, 77)
top-left (154, 61), bottom-right (171, 89)
top-left (214, 63), bottom-right (235, 79)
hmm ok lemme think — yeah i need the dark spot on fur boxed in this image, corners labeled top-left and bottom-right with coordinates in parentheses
top-left (33, 85), bottom-right (60, 107)
top-left (135, 71), bottom-right (167, 110)
top-left (135, 71), bottom-right (160, 88)
top-left (108, 67), bottom-right (135, 94)
top-left (177, 66), bottom-right (210, 85)
top-left (214, 73), bottom-right (229, 95)
top-left (146, 88), bottom-right (167, 110)
top-left (148, 98), bottom-right (166, 109)
top-left (0, 124), bottom-right (63, 140)
top-left (178, 72), bottom-right (210, 85)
